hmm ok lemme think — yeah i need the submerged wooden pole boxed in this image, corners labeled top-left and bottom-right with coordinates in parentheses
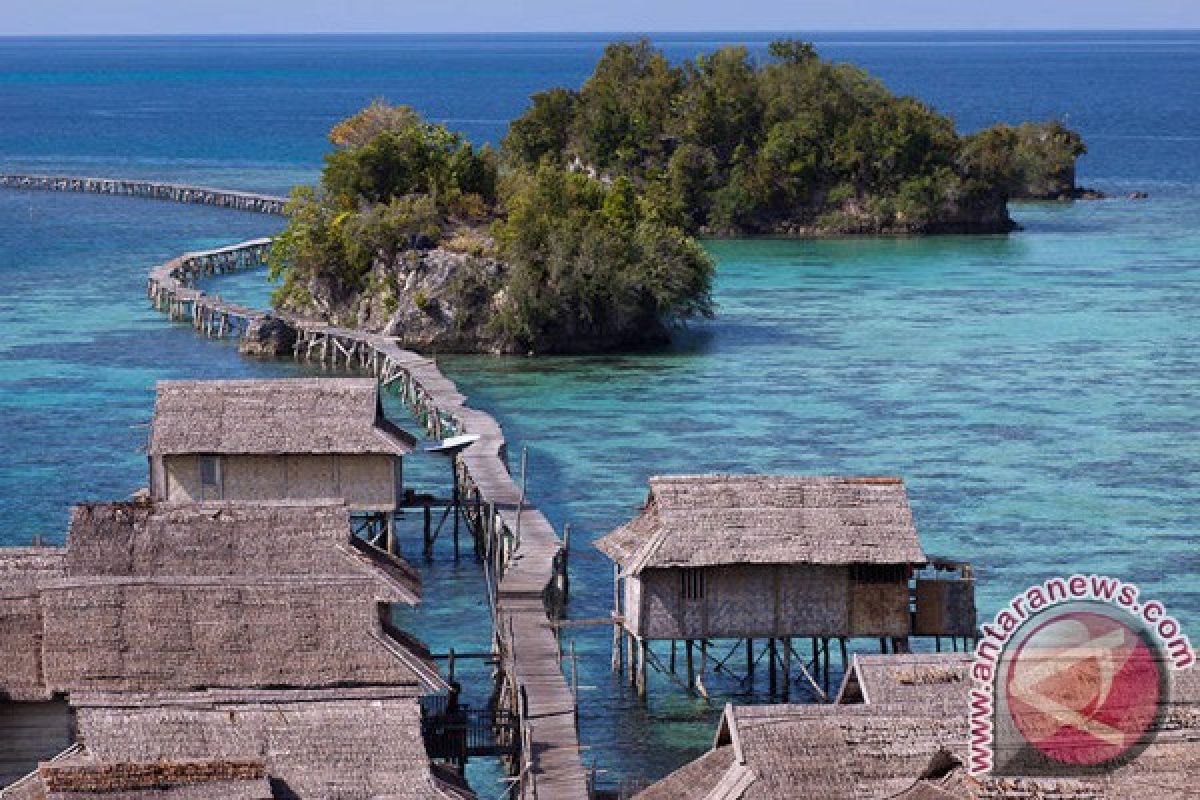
top-left (782, 637), bottom-right (791, 701)
top-left (686, 639), bottom-right (695, 693)
top-left (768, 638), bottom-right (777, 696)
top-left (637, 638), bottom-right (648, 700)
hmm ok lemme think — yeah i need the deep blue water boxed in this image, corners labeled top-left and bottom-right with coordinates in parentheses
top-left (1, 32), bottom-right (1197, 794)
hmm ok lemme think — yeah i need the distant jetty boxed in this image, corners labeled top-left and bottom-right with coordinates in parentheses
top-left (0, 173), bottom-right (287, 215)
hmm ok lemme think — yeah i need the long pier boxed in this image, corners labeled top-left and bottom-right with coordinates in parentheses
top-left (0, 174), bottom-right (287, 215)
top-left (146, 240), bottom-right (588, 799)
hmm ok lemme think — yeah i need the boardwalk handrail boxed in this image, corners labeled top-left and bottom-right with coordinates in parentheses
top-left (0, 173), bottom-right (287, 215)
top-left (145, 237), bottom-right (588, 800)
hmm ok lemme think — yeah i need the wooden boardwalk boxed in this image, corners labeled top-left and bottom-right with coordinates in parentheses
top-left (146, 239), bottom-right (589, 800)
top-left (0, 174), bottom-right (287, 215)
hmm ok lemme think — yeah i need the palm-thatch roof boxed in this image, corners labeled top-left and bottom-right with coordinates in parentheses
top-left (595, 475), bottom-right (925, 574)
top-left (55, 688), bottom-right (468, 799)
top-left (835, 653), bottom-right (972, 705)
top-left (11, 501), bottom-right (441, 700)
top-left (637, 663), bottom-right (1200, 800)
top-left (148, 378), bottom-right (414, 457)
top-left (1, 548), bottom-right (66, 702)
top-left (65, 501), bottom-right (421, 602)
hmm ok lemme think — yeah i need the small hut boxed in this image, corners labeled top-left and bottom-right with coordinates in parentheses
top-left (595, 475), bottom-right (975, 697)
top-left (635, 658), bottom-right (1200, 800)
top-left (148, 379), bottom-right (415, 549)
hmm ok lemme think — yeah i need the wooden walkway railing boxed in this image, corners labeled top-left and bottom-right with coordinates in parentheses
top-left (146, 239), bottom-right (588, 800)
top-left (0, 174), bottom-right (287, 215)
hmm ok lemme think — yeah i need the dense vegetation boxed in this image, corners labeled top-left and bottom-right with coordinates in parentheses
top-left (504, 39), bottom-right (1085, 234)
top-left (268, 40), bottom-right (1087, 353)
top-left (269, 100), bottom-right (714, 352)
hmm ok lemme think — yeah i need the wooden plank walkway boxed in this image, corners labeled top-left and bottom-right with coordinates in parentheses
top-left (146, 239), bottom-right (590, 800)
top-left (0, 174), bottom-right (287, 215)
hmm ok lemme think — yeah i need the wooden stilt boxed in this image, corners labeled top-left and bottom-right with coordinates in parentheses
top-left (768, 638), bottom-right (777, 696)
top-left (637, 638), bottom-right (648, 700)
top-left (782, 637), bottom-right (791, 701)
top-left (627, 632), bottom-right (636, 687)
top-left (839, 637), bottom-right (849, 674)
top-left (746, 638), bottom-right (754, 679)
top-left (669, 640), bottom-right (677, 673)
top-left (822, 637), bottom-right (831, 694)
top-left (686, 640), bottom-right (695, 693)
top-left (697, 639), bottom-right (708, 699)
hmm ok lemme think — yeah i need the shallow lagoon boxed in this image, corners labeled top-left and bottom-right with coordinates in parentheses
top-left (1, 31), bottom-right (1198, 794)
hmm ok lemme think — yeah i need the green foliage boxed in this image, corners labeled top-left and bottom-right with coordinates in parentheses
top-left (269, 103), bottom-right (498, 315)
top-left (502, 38), bottom-right (1084, 234)
top-left (493, 164), bottom-right (714, 351)
top-left (963, 121), bottom-right (1087, 199)
top-left (502, 88), bottom-right (577, 167)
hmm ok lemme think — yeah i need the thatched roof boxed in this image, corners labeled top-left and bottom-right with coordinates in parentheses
top-left (0, 548), bottom-right (66, 588)
top-left (59, 688), bottom-right (469, 799)
top-left (637, 663), bottom-right (1200, 800)
top-left (13, 501), bottom-right (441, 698)
top-left (148, 378), bottom-right (414, 457)
top-left (634, 745), bottom-right (738, 800)
top-left (65, 501), bottom-right (421, 602)
top-left (595, 475), bottom-right (925, 573)
top-left (835, 653), bottom-right (972, 705)
top-left (0, 548), bottom-right (66, 702)
top-left (37, 755), bottom-right (272, 799)
top-left (38, 574), bottom-right (440, 695)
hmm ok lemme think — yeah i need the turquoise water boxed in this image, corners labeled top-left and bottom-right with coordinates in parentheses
top-left (2, 32), bottom-right (1198, 794)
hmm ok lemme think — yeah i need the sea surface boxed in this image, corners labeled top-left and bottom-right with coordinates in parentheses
top-left (1, 32), bottom-right (1197, 794)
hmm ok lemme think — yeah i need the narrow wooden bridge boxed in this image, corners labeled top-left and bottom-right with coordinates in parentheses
top-left (0, 174), bottom-right (287, 215)
top-left (146, 239), bottom-right (589, 800)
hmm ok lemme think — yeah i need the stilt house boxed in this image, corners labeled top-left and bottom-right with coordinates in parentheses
top-left (148, 379), bottom-right (415, 548)
top-left (596, 475), bottom-right (976, 697)
top-left (0, 500), bottom-right (468, 799)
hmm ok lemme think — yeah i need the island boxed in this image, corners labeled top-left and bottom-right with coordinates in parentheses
top-left (266, 39), bottom-right (1090, 355)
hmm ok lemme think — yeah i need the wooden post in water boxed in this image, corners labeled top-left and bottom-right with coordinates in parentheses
top-left (637, 638), bottom-right (648, 700)
top-left (822, 637), bottom-right (831, 695)
top-left (611, 564), bottom-right (621, 673)
top-left (782, 637), bottom-right (791, 701)
top-left (685, 640), bottom-right (695, 693)
top-left (768, 638), bottom-right (777, 696)
top-left (746, 638), bottom-right (754, 681)
top-left (422, 504), bottom-right (432, 557)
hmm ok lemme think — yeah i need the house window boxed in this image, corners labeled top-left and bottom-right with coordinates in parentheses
top-left (851, 563), bottom-right (907, 584)
top-left (681, 568), bottom-right (706, 601)
top-left (199, 455), bottom-right (223, 500)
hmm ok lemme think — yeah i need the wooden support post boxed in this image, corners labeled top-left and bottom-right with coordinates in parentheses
top-left (697, 639), bottom-right (708, 699)
top-left (746, 638), bottom-right (755, 680)
top-left (879, 637), bottom-right (889, 654)
top-left (611, 565), bottom-right (621, 673)
top-left (669, 640), bottom-right (677, 673)
top-left (627, 632), bottom-right (636, 687)
top-left (637, 638), bottom-right (648, 700)
top-left (686, 640), bottom-right (695, 693)
top-left (839, 637), bottom-right (849, 674)
top-left (768, 638), bottom-right (777, 696)
top-left (782, 637), bottom-right (791, 701)
top-left (811, 637), bottom-right (820, 682)
top-left (822, 637), bottom-right (831, 694)
top-left (385, 514), bottom-right (396, 556)
top-left (422, 505), bottom-right (432, 557)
